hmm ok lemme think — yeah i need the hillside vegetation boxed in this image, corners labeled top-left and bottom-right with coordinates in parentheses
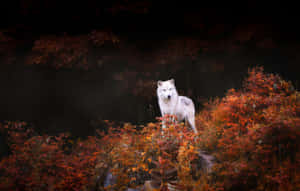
top-left (0, 67), bottom-right (299, 191)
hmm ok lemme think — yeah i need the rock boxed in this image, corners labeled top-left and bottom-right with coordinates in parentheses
top-left (143, 180), bottom-right (156, 191)
top-left (197, 150), bottom-right (215, 173)
top-left (104, 170), bottom-right (143, 191)
top-left (104, 171), bottom-right (116, 189)
top-left (127, 188), bottom-right (142, 191)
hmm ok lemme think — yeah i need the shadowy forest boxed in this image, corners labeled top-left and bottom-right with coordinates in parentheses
top-left (1, 0), bottom-right (300, 190)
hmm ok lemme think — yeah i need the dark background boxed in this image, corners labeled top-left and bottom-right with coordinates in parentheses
top-left (0, 0), bottom-right (300, 136)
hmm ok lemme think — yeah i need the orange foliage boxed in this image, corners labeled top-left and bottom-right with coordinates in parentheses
top-left (196, 67), bottom-right (300, 190)
top-left (27, 31), bottom-right (119, 69)
top-left (0, 67), bottom-right (299, 191)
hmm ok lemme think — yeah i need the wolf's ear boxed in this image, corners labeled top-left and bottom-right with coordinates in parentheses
top-left (157, 80), bottom-right (163, 87)
top-left (170, 78), bottom-right (175, 85)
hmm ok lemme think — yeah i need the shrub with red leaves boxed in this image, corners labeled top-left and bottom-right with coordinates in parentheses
top-left (0, 67), bottom-right (299, 191)
top-left (196, 67), bottom-right (300, 191)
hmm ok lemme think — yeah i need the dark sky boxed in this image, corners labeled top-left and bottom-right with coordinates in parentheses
top-left (1, 1), bottom-right (298, 35)
top-left (0, 1), bottom-right (299, 45)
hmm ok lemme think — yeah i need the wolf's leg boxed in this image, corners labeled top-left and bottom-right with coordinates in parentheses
top-left (161, 118), bottom-right (167, 138)
top-left (162, 119), bottom-right (167, 129)
top-left (187, 115), bottom-right (197, 134)
top-left (160, 111), bottom-right (166, 129)
top-left (171, 115), bottom-right (177, 125)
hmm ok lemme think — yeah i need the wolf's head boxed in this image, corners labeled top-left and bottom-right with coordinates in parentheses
top-left (157, 79), bottom-right (178, 102)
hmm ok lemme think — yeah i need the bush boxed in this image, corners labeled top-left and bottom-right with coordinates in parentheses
top-left (196, 67), bottom-right (300, 191)
top-left (0, 67), bottom-right (299, 191)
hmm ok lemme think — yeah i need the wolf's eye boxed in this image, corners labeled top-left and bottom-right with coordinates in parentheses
top-left (163, 89), bottom-right (166, 91)
top-left (169, 88), bottom-right (173, 90)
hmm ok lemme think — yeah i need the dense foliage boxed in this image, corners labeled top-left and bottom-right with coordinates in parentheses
top-left (0, 67), bottom-right (299, 190)
top-left (196, 67), bottom-right (300, 190)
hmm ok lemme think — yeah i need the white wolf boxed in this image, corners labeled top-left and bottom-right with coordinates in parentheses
top-left (157, 79), bottom-right (198, 133)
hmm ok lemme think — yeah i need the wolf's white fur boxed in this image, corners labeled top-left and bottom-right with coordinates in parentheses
top-left (157, 79), bottom-right (197, 133)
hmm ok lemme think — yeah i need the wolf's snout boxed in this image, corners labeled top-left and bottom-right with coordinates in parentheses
top-left (168, 95), bottom-right (171, 99)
